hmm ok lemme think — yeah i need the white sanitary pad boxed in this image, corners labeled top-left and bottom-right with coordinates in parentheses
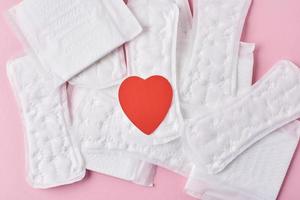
top-left (186, 121), bottom-right (300, 200)
top-left (184, 41), bottom-right (298, 200)
top-left (73, 0), bottom-right (257, 177)
top-left (74, 0), bottom-right (182, 153)
top-left (8, 0), bottom-right (142, 85)
top-left (186, 60), bottom-right (300, 174)
top-left (7, 55), bottom-right (85, 188)
top-left (122, 0), bottom-right (183, 144)
top-left (69, 86), bottom-right (156, 186)
top-left (179, 0), bottom-right (253, 119)
top-left (76, 1), bottom-right (253, 175)
top-left (74, 45), bottom-right (255, 180)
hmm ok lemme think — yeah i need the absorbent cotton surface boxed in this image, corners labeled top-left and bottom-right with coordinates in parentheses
top-left (186, 60), bottom-right (300, 174)
top-left (72, 0), bottom-right (256, 177)
top-left (7, 54), bottom-right (85, 189)
top-left (186, 121), bottom-right (300, 200)
top-left (179, 0), bottom-right (253, 119)
top-left (69, 85), bottom-right (156, 186)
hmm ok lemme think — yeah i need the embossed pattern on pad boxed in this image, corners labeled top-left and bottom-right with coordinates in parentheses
top-left (179, 0), bottom-right (252, 118)
top-left (124, 0), bottom-right (183, 142)
top-left (186, 60), bottom-right (300, 174)
top-left (186, 121), bottom-right (300, 200)
top-left (70, 86), bottom-right (156, 186)
top-left (71, 0), bottom-right (193, 176)
top-left (75, 0), bottom-right (182, 146)
top-left (7, 55), bottom-right (85, 188)
top-left (68, 42), bottom-right (255, 184)
top-left (9, 0), bottom-right (142, 84)
top-left (74, 2), bottom-right (255, 177)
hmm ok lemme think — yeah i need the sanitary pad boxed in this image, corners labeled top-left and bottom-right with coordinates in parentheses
top-left (140, 42), bottom-right (256, 175)
top-left (64, 0), bottom-right (193, 178)
top-left (70, 86), bottom-right (156, 186)
top-left (8, 0), bottom-right (142, 85)
top-left (73, 0), bottom-right (257, 177)
top-left (68, 0), bottom-right (188, 178)
top-left (186, 60), bottom-right (300, 174)
top-left (7, 55), bottom-right (85, 188)
top-left (7, 1), bottom-right (298, 197)
top-left (123, 0), bottom-right (183, 144)
top-left (186, 121), bottom-right (300, 200)
top-left (184, 42), bottom-right (298, 200)
top-left (74, 0), bottom-right (182, 154)
top-left (179, 0), bottom-right (253, 119)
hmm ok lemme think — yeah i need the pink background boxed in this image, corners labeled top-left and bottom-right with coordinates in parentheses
top-left (1, 0), bottom-right (300, 199)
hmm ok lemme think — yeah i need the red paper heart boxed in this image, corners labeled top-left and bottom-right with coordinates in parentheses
top-left (118, 75), bottom-right (173, 135)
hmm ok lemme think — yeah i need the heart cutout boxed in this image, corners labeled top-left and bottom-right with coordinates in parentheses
top-left (118, 75), bottom-right (173, 135)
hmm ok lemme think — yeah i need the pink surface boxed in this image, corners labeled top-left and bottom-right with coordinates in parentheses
top-left (0, 0), bottom-right (300, 199)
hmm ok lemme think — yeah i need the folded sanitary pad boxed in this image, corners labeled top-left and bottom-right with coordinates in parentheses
top-left (186, 121), bottom-right (300, 200)
top-left (8, 0), bottom-right (142, 85)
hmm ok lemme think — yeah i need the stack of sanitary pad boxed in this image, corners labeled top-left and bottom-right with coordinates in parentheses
top-left (6, 0), bottom-right (300, 199)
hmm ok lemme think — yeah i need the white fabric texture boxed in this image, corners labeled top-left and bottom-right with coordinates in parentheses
top-left (7, 51), bottom-right (156, 188)
top-left (6, 1), bottom-right (300, 197)
top-left (186, 60), bottom-right (300, 174)
top-left (123, 0), bottom-right (183, 144)
top-left (69, 48), bottom-right (127, 89)
top-left (70, 85), bottom-right (156, 186)
top-left (169, 0), bottom-right (254, 176)
top-left (179, 0), bottom-right (253, 119)
top-left (186, 121), bottom-right (300, 200)
top-left (184, 41), bottom-right (299, 200)
top-left (71, 0), bottom-right (194, 176)
top-left (7, 54), bottom-right (85, 188)
top-left (68, 1), bottom-right (190, 178)
top-left (73, 0), bottom-right (257, 177)
top-left (7, 0), bottom-right (157, 187)
top-left (83, 150), bottom-right (156, 186)
top-left (8, 0), bottom-right (142, 85)
top-left (74, 0), bottom-right (182, 154)
top-left (177, 3), bottom-right (300, 200)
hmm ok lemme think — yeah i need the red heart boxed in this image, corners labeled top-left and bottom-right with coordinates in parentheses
top-left (118, 75), bottom-right (173, 135)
